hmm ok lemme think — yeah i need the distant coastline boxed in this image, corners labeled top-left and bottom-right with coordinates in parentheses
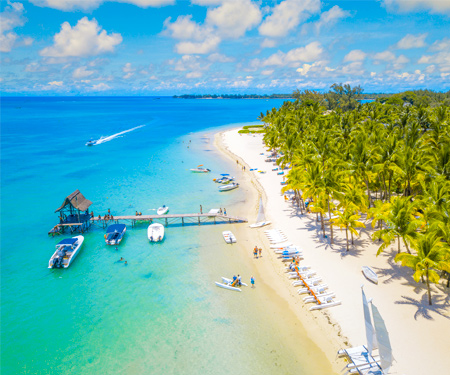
top-left (173, 94), bottom-right (293, 99)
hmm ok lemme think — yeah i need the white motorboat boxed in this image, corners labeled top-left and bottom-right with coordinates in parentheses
top-left (218, 182), bottom-right (239, 192)
top-left (85, 139), bottom-right (96, 146)
top-left (222, 231), bottom-right (236, 244)
top-left (48, 235), bottom-right (84, 269)
top-left (222, 277), bottom-right (248, 286)
top-left (215, 281), bottom-right (241, 292)
top-left (362, 266), bottom-right (378, 284)
top-left (105, 224), bottom-right (127, 245)
top-left (191, 165), bottom-right (211, 173)
top-left (250, 198), bottom-right (270, 228)
top-left (214, 174), bottom-right (235, 184)
top-left (157, 205), bottom-right (169, 215)
top-left (148, 223), bottom-right (165, 242)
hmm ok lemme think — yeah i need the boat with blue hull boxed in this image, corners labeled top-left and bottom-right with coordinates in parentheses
top-left (48, 236), bottom-right (84, 269)
top-left (105, 224), bottom-right (127, 245)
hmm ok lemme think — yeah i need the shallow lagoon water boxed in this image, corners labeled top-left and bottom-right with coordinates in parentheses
top-left (1, 97), bottom-right (327, 375)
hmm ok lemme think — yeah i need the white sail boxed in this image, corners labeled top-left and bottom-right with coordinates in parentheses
top-left (362, 287), bottom-right (377, 354)
top-left (256, 198), bottom-right (266, 223)
top-left (371, 302), bottom-right (393, 374)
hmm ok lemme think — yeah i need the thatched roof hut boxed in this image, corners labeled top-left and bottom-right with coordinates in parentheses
top-left (55, 190), bottom-right (92, 213)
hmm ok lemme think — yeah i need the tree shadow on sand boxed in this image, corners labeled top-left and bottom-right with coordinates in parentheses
top-left (395, 292), bottom-right (450, 321)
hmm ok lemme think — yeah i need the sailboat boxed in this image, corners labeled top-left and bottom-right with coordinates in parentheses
top-left (249, 197), bottom-right (271, 228)
top-left (338, 287), bottom-right (393, 374)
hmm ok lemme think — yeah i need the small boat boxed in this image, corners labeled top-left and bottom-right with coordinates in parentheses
top-left (148, 223), bottom-right (165, 242)
top-left (362, 266), bottom-right (378, 284)
top-left (214, 175), bottom-right (235, 184)
top-left (105, 224), bottom-right (126, 245)
top-left (157, 205), bottom-right (169, 215)
top-left (222, 277), bottom-right (248, 287)
top-left (48, 235), bottom-right (84, 269)
top-left (222, 231), bottom-right (236, 244)
top-left (191, 164), bottom-right (211, 173)
top-left (218, 182), bottom-right (239, 192)
top-left (215, 281), bottom-right (241, 292)
top-left (85, 139), bottom-right (96, 146)
top-left (250, 198), bottom-right (271, 228)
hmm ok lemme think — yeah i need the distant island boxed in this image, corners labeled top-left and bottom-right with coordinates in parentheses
top-left (173, 94), bottom-right (293, 99)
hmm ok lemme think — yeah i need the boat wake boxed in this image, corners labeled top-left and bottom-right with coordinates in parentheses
top-left (92, 125), bottom-right (145, 145)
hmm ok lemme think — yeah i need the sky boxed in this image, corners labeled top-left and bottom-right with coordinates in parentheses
top-left (0, 0), bottom-right (449, 95)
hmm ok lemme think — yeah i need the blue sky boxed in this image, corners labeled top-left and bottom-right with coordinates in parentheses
top-left (1, 0), bottom-right (449, 95)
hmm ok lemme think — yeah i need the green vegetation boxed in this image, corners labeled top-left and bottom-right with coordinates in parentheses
top-left (173, 94), bottom-right (292, 99)
top-left (238, 125), bottom-right (266, 134)
top-left (262, 84), bottom-right (450, 305)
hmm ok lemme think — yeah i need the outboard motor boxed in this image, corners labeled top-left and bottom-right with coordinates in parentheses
top-left (54, 248), bottom-right (66, 268)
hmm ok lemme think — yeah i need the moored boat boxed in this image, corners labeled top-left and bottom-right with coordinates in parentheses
top-left (48, 235), bottom-right (84, 269)
top-left (222, 277), bottom-right (248, 286)
top-left (105, 224), bottom-right (126, 245)
top-left (157, 205), bottom-right (169, 215)
top-left (215, 281), bottom-right (241, 292)
top-left (148, 223), bottom-right (165, 242)
top-left (218, 182), bottom-right (239, 192)
top-left (190, 164), bottom-right (210, 173)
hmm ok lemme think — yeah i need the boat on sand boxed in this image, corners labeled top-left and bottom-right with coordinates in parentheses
top-left (362, 266), bottom-right (378, 284)
top-left (250, 198), bottom-right (271, 228)
top-left (222, 231), bottom-right (236, 244)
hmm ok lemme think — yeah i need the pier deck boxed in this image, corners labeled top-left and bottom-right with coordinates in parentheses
top-left (90, 213), bottom-right (247, 228)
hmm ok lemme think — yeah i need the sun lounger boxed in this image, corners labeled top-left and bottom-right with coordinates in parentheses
top-left (297, 284), bottom-right (328, 294)
top-left (291, 276), bottom-right (322, 286)
top-left (288, 270), bottom-right (316, 279)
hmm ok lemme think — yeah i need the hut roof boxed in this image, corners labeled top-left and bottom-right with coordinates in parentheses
top-left (55, 190), bottom-right (92, 213)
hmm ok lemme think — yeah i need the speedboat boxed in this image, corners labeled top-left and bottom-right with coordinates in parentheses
top-left (85, 139), bottom-right (96, 146)
top-left (148, 223), bottom-right (165, 242)
top-left (48, 235), bottom-right (84, 269)
top-left (218, 182), bottom-right (239, 192)
top-left (190, 167), bottom-right (211, 173)
top-left (213, 174), bottom-right (235, 184)
top-left (105, 224), bottom-right (126, 245)
top-left (157, 205), bottom-right (169, 215)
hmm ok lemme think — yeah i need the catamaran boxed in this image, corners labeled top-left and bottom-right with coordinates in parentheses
top-left (250, 198), bottom-right (271, 228)
top-left (48, 236), bottom-right (84, 269)
top-left (105, 224), bottom-right (126, 245)
top-left (148, 223), bottom-right (165, 242)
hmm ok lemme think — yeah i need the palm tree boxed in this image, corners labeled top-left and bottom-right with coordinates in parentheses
top-left (395, 232), bottom-right (450, 305)
top-left (331, 209), bottom-right (366, 251)
top-left (372, 196), bottom-right (422, 255)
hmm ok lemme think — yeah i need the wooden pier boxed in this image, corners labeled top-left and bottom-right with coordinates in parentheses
top-left (90, 213), bottom-right (248, 228)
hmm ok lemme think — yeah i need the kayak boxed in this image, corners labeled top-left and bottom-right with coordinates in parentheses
top-left (215, 281), bottom-right (241, 292)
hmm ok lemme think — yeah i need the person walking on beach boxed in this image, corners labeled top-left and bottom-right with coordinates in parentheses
top-left (259, 247), bottom-right (262, 257)
top-left (251, 276), bottom-right (255, 288)
top-left (224, 208), bottom-right (227, 215)
top-left (253, 246), bottom-right (258, 258)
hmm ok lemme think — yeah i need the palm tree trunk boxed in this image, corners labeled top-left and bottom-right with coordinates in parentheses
top-left (426, 267), bottom-right (432, 305)
top-left (388, 172), bottom-right (392, 201)
top-left (327, 197), bottom-right (334, 245)
top-left (345, 226), bottom-right (349, 251)
top-left (351, 230), bottom-right (354, 245)
top-left (320, 212), bottom-right (325, 238)
top-left (403, 238), bottom-right (412, 254)
top-left (398, 236), bottom-right (401, 254)
top-left (365, 178), bottom-right (372, 208)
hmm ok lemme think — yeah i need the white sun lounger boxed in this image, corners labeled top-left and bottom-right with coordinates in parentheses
top-left (304, 292), bottom-right (335, 303)
top-left (292, 276), bottom-right (322, 286)
top-left (297, 284), bottom-right (328, 294)
top-left (288, 270), bottom-right (317, 279)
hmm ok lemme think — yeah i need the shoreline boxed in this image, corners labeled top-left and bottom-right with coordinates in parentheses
top-left (214, 129), bottom-right (342, 374)
top-left (216, 128), bottom-right (450, 375)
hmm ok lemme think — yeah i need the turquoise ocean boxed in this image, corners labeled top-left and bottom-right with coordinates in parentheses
top-left (1, 97), bottom-right (326, 375)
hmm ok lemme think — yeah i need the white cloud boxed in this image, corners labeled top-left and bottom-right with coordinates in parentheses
top-left (191, 0), bottom-right (224, 5)
top-left (340, 61), bottom-right (365, 76)
top-left (170, 55), bottom-right (211, 75)
top-left (73, 66), bottom-right (95, 79)
top-left (122, 62), bottom-right (135, 79)
top-left (382, 0), bottom-right (450, 15)
top-left (30, 0), bottom-right (174, 11)
top-left (163, 15), bottom-right (211, 41)
top-left (344, 49), bottom-right (367, 62)
top-left (314, 5), bottom-right (350, 33)
top-left (186, 71), bottom-right (203, 78)
top-left (261, 38), bottom-right (276, 48)
top-left (40, 17), bottom-right (122, 57)
top-left (374, 50), bottom-right (396, 62)
top-left (91, 82), bottom-right (111, 91)
top-left (207, 53), bottom-right (233, 62)
top-left (175, 36), bottom-right (220, 54)
top-left (25, 62), bottom-right (48, 72)
top-left (261, 69), bottom-right (273, 75)
top-left (430, 37), bottom-right (450, 52)
top-left (0, 1), bottom-right (26, 53)
top-left (206, 0), bottom-right (261, 39)
top-left (425, 65), bottom-right (436, 73)
top-left (418, 52), bottom-right (450, 72)
top-left (296, 63), bottom-right (313, 76)
top-left (258, 0), bottom-right (320, 38)
top-left (396, 33), bottom-right (427, 49)
top-left (48, 81), bottom-right (63, 86)
top-left (263, 42), bottom-right (324, 67)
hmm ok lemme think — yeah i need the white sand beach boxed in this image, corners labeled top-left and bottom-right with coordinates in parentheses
top-left (217, 128), bottom-right (450, 375)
